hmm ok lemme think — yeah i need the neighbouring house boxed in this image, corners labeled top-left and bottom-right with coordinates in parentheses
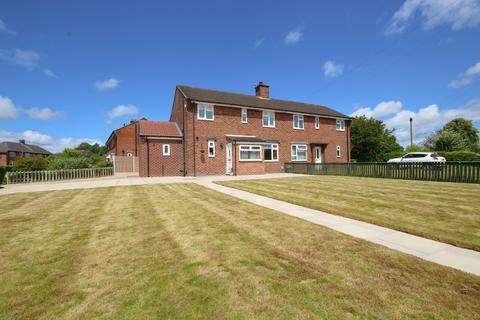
top-left (107, 82), bottom-right (351, 176)
top-left (106, 118), bottom-right (145, 158)
top-left (0, 140), bottom-right (51, 166)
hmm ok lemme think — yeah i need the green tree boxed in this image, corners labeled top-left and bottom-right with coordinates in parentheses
top-left (350, 116), bottom-right (404, 162)
top-left (443, 118), bottom-right (479, 148)
top-left (424, 118), bottom-right (479, 151)
top-left (434, 130), bottom-right (469, 151)
top-left (75, 143), bottom-right (107, 157)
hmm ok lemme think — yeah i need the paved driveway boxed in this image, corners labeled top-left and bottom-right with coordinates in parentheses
top-left (0, 173), bottom-right (297, 196)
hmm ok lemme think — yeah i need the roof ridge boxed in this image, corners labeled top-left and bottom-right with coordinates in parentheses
top-left (177, 84), bottom-right (331, 109)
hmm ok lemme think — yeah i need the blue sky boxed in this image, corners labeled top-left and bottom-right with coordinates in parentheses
top-left (1, 0), bottom-right (479, 152)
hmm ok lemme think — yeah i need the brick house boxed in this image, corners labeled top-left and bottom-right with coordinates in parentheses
top-left (106, 119), bottom-right (143, 158)
top-left (0, 140), bottom-right (51, 166)
top-left (107, 82), bottom-right (351, 176)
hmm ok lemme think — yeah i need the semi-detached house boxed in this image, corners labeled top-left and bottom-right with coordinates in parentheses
top-left (107, 82), bottom-right (351, 176)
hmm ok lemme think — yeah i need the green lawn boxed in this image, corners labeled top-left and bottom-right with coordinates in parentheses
top-left (219, 175), bottom-right (480, 251)
top-left (0, 184), bottom-right (479, 319)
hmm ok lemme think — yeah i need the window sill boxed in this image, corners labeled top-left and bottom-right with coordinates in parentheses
top-left (293, 127), bottom-right (304, 130)
top-left (198, 117), bottom-right (214, 121)
top-left (239, 159), bottom-right (262, 162)
top-left (291, 159), bottom-right (308, 162)
top-left (264, 160), bottom-right (279, 162)
top-left (336, 129), bottom-right (345, 132)
top-left (262, 126), bottom-right (276, 128)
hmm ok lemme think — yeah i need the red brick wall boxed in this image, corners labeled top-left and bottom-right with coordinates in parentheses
top-left (174, 98), bottom-right (349, 176)
top-left (139, 138), bottom-right (183, 177)
top-left (107, 122), bottom-right (139, 156)
top-left (0, 153), bottom-right (7, 166)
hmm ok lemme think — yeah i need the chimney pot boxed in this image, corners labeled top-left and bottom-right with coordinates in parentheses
top-left (19, 139), bottom-right (26, 144)
top-left (255, 82), bottom-right (270, 99)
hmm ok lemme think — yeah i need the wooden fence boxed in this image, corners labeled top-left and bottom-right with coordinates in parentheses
top-left (5, 167), bottom-right (114, 184)
top-left (284, 162), bottom-right (480, 184)
top-left (113, 156), bottom-right (139, 173)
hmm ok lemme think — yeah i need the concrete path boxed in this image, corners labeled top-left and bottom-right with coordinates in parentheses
top-left (197, 181), bottom-right (480, 276)
top-left (0, 173), bottom-right (297, 196)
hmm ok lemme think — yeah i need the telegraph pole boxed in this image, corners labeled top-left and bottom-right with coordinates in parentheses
top-left (409, 117), bottom-right (413, 147)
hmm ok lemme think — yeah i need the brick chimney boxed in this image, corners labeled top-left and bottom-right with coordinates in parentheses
top-left (255, 82), bottom-right (270, 99)
top-left (19, 139), bottom-right (26, 144)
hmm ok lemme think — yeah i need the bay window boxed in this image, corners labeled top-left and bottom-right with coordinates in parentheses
top-left (239, 145), bottom-right (262, 161)
top-left (264, 143), bottom-right (279, 161)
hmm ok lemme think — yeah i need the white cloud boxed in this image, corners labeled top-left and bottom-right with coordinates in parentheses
top-left (0, 96), bottom-right (64, 121)
top-left (0, 96), bottom-right (20, 119)
top-left (450, 62), bottom-right (480, 88)
top-left (0, 18), bottom-right (16, 35)
top-left (24, 107), bottom-right (64, 120)
top-left (95, 78), bottom-right (120, 91)
top-left (0, 129), bottom-right (101, 153)
top-left (284, 28), bottom-right (303, 45)
top-left (323, 60), bottom-right (344, 78)
top-left (0, 48), bottom-right (40, 70)
top-left (43, 68), bottom-right (59, 79)
top-left (386, 0), bottom-right (480, 35)
top-left (107, 104), bottom-right (138, 119)
top-left (383, 99), bottom-right (480, 145)
top-left (254, 37), bottom-right (265, 48)
top-left (351, 101), bottom-right (403, 118)
top-left (0, 48), bottom-right (58, 78)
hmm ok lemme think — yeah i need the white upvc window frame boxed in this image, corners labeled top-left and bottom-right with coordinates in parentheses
top-left (315, 116), bottom-right (320, 129)
top-left (208, 140), bottom-right (215, 157)
top-left (336, 145), bottom-right (341, 158)
top-left (197, 103), bottom-right (214, 121)
top-left (336, 119), bottom-right (345, 131)
top-left (293, 114), bottom-right (304, 130)
top-left (262, 110), bottom-right (275, 128)
top-left (291, 144), bottom-right (308, 162)
top-left (239, 145), bottom-right (262, 161)
top-left (264, 143), bottom-right (279, 162)
top-left (241, 108), bottom-right (248, 123)
top-left (163, 144), bottom-right (171, 156)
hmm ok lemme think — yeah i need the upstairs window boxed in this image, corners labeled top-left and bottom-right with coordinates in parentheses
top-left (315, 117), bottom-right (320, 129)
top-left (262, 111), bottom-right (275, 127)
top-left (293, 114), bottom-right (304, 129)
top-left (208, 140), bottom-right (215, 157)
top-left (241, 108), bottom-right (248, 123)
top-left (198, 104), bottom-right (214, 120)
top-left (291, 144), bottom-right (307, 161)
top-left (163, 144), bottom-right (171, 156)
top-left (336, 145), bottom-right (341, 158)
top-left (264, 143), bottom-right (279, 161)
top-left (336, 119), bottom-right (345, 131)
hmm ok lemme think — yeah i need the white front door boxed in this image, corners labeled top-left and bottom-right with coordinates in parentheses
top-left (226, 143), bottom-right (233, 175)
top-left (314, 146), bottom-right (322, 163)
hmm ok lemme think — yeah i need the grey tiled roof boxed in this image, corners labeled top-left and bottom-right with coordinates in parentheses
top-left (177, 85), bottom-right (349, 119)
top-left (0, 141), bottom-right (51, 155)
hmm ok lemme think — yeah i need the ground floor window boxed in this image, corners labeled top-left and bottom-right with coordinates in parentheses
top-left (239, 145), bottom-right (261, 161)
top-left (163, 144), bottom-right (171, 156)
top-left (264, 143), bottom-right (279, 161)
top-left (291, 144), bottom-right (307, 161)
top-left (208, 140), bottom-right (215, 157)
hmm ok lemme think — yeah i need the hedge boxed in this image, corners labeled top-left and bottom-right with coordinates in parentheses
top-left (437, 151), bottom-right (480, 161)
top-left (0, 166), bottom-right (6, 185)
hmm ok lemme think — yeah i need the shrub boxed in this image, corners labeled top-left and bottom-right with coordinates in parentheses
top-left (12, 157), bottom-right (48, 172)
top-left (94, 160), bottom-right (113, 168)
top-left (437, 151), bottom-right (480, 162)
top-left (47, 157), bottom-right (90, 170)
top-left (0, 166), bottom-right (6, 184)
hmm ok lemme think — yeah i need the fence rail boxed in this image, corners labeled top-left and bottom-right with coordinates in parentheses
top-left (5, 167), bottom-right (114, 184)
top-left (285, 162), bottom-right (480, 184)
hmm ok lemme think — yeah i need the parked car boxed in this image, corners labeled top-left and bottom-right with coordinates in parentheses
top-left (387, 152), bottom-right (446, 163)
